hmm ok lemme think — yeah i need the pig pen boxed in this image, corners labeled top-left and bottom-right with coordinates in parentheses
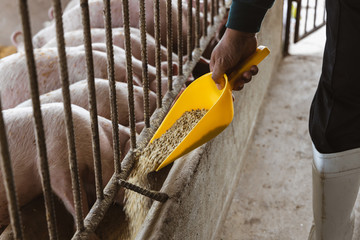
top-left (0, 0), bottom-right (283, 239)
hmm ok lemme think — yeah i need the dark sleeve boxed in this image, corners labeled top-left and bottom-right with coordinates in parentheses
top-left (226, 0), bottom-right (276, 33)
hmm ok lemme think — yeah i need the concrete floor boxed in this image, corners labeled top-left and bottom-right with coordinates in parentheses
top-left (219, 27), bottom-right (326, 240)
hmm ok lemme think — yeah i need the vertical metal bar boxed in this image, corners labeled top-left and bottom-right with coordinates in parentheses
top-left (215, 0), bottom-right (219, 15)
top-left (166, 0), bottom-right (173, 91)
top-left (18, 0), bottom-right (58, 238)
top-left (304, 0), bottom-right (310, 34)
top-left (211, 0), bottom-right (214, 25)
top-left (294, 0), bottom-right (301, 43)
top-left (283, 0), bottom-right (292, 55)
top-left (195, 0), bottom-right (200, 48)
top-left (187, 0), bottom-right (193, 61)
top-left (139, 0), bottom-right (151, 128)
top-left (203, 0), bottom-right (208, 36)
top-left (0, 98), bottom-right (24, 240)
top-left (54, 0), bottom-right (96, 225)
top-left (314, 0), bottom-right (318, 28)
top-left (80, 0), bottom-right (104, 231)
top-left (154, 0), bottom-right (162, 108)
top-left (323, 0), bottom-right (326, 23)
top-left (177, 0), bottom-right (183, 75)
top-left (103, 0), bottom-right (121, 175)
top-left (122, 0), bottom-right (137, 149)
top-left (221, 0), bottom-right (225, 7)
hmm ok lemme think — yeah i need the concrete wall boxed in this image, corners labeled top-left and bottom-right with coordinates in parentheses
top-left (136, 1), bottom-right (284, 239)
top-left (0, 0), bottom-right (70, 45)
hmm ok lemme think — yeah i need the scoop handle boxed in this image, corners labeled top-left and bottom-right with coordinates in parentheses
top-left (228, 46), bottom-right (270, 90)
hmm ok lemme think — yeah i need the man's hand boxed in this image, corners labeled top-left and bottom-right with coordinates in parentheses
top-left (210, 28), bottom-right (259, 91)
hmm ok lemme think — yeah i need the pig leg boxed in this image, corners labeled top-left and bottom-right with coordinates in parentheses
top-left (50, 171), bottom-right (90, 220)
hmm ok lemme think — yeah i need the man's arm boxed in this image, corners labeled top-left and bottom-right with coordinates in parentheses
top-left (210, 0), bottom-right (275, 90)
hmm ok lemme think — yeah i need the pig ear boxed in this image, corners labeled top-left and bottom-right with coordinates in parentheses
top-left (172, 62), bottom-right (178, 76)
top-left (11, 31), bottom-right (23, 47)
top-left (161, 62), bottom-right (179, 76)
top-left (48, 7), bottom-right (54, 20)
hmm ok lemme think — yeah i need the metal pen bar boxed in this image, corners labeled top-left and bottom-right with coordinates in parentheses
top-left (0, 97), bottom-right (24, 240)
top-left (216, 0), bottom-right (219, 15)
top-left (304, 0), bottom-right (310, 34)
top-left (167, 0), bottom-right (173, 91)
top-left (18, 0), bottom-right (58, 238)
top-left (122, 0), bottom-right (137, 149)
top-left (314, 0), bottom-right (318, 28)
top-left (54, 0), bottom-right (91, 232)
top-left (119, 179), bottom-right (168, 202)
top-left (154, 0), bottom-right (162, 108)
top-left (323, 0), bottom-right (326, 23)
top-left (80, 0), bottom-right (104, 231)
top-left (195, 0), bottom-right (200, 48)
top-left (177, 0), bottom-right (183, 75)
top-left (139, 0), bottom-right (151, 128)
top-left (103, 0), bottom-right (121, 175)
top-left (294, 0), bottom-right (301, 42)
top-left (211, 0), bottom-right (214, 25)
top-left (187, 0), bottom-right (193, 61)
top-left (203, 0), bottom-right (208, 36)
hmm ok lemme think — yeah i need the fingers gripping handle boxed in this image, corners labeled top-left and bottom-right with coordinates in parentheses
top-left (228, 46), bottom-right (270, 90)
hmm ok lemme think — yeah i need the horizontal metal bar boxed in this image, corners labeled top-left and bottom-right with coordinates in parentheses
top-left (118, 179), bottom-right (169, 202)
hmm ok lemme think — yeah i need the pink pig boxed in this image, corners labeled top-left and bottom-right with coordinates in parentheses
top-left (41, 27), bottom-right (176, 66)
top-left (16, 79), bottom-right (158, 133)
top-left (0, 43), bottom-right (173, 109)
top-left (27, 0), bottom-right (197, 53)
top-left (0, 103), bottom-right (130, 228)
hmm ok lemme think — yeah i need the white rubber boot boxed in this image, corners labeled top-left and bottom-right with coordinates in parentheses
top-left (308, 146), bottom-right (360, 240)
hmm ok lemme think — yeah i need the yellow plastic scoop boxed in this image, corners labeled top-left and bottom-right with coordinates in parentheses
top-left (152, 46), bottom-right (270, 171)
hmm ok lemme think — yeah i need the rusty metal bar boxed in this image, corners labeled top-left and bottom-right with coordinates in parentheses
top-left (203, 0), bottom-right (208, 36)
top-left (154, 0), bottom-right (162, 108)
top-left (195, 0), bottom-right (200, 48)
top-left (211, 0), bottom-right (214, 25)
top-left (139, 0), bottom-right (151, 128)
top-left (72, 9), bottom-right (228, 238)
top-left (0, 97), bottom-right (24, 240)
top-left (216, 0), bottom-right (219, 15)
top-left (122, 0), bottom-right (137, 149)
top-left (166, 0), bottom-right (173, 91)
top-left (187, 0), bottom-right (193, 61)
top-left (18, 0), bottom-right (59, 238)
top-left (80, 0), bottom-right (104, 203)
top-left (119, 179), bottom-right (169, 202)
top-left (80, 0), bottom-right (104, 231)
top-left (54, 0), bottom-right (92, 232)
top-left (177, 0), bottom-right (183, 75)
top-left (102, 0), bottom-right (121, 176)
